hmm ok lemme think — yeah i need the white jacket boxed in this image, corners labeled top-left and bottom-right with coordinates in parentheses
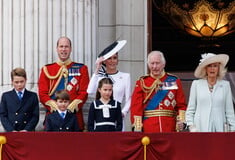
top-left (87, 71), bottom-right (131, 117)
top-left (186, 79), bottom-right (235, 132)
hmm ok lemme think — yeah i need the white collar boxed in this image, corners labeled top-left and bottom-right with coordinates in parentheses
top-left (58, 110), bottom-right (67, 114)
top-left (15, 88), bottom-right (25, 95)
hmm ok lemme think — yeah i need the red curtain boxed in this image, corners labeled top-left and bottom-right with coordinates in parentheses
top-left (1, 132), bottom-right (234, 160)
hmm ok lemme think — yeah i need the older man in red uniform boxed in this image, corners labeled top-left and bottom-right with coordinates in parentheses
top-left (131, 51), bottom-right (186, 133)
top-left (38, 36), bottom-right (89, 131)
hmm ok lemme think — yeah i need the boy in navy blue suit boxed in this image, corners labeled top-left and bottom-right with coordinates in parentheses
top-left (0, 68), bottom-right (39, 132)
top-left (45, 90), bottom-right (80, 132)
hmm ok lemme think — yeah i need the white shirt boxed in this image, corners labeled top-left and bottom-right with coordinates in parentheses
top-left (15, 89), bottom-right (25, 98)
top-left (58, 110), bottom-right (67, 118)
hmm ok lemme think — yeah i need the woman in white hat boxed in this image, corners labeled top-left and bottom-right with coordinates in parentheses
top-left (186, 53), bottom-right (235, 132)
top-left (87, 40), bottom-right (131, 131)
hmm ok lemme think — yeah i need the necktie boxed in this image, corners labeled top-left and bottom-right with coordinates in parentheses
top-left (18, 91), bottom-right (22, 101)
top-left (60, 112), bottom-right (65, 119)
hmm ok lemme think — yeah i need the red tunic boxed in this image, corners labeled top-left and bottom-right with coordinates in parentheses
top-left (38, 61), bottom-right (89, 130)
top-left (130, 73), bottom-right (186, 133)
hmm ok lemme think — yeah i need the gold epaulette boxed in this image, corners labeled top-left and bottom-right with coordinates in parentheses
top-left (166, 72), bottom-right (178, 78)
top-left (138, 74), bottom-right (150, 81)
top-left (43, 65), bottom-right (63, 80)
top-left (133, 74), bottom-right (149, 91)
top-left (43, 65), bottom-right (68, 80)
top-left (139, 75), bottom-right (161, 103)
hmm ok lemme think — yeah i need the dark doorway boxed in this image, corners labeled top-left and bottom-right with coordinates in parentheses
top-left (148, 0), bottom-right (235, 72)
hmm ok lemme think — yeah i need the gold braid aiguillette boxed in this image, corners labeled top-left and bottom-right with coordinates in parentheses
top-left (140, 78), bottom-right (162, 104)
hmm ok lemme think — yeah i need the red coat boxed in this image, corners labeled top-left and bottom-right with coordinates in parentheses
top-left (38, 61), bottom-right (89, 130)
top-left (130, 73), bottom-right (186, 133)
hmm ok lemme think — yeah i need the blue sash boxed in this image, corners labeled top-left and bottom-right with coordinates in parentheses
top-left (50, 63), bottom-right (83, 99)
top-left (145, 75), bottom-right (177, 111)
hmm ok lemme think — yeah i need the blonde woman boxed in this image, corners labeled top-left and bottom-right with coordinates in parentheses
top-left (186, 53), bottom-right (235, 132)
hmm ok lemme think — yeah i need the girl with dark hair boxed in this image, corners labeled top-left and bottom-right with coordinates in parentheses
top-left (88, 78), bottom-right (122, 132)
top-left (87, 40), bottom-right (131, 131)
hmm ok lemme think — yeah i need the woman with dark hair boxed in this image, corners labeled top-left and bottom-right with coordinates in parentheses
top-left (87, 40), bottom-right (131, 131)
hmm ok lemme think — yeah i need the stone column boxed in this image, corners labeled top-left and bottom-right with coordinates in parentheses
top-left (95, 0), bottom-right (147, 131)
top-left (0, 0), bottom-right (96, 131)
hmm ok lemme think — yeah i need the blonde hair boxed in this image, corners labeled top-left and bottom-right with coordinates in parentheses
top-left (200, 63), bottom-right (227, 80)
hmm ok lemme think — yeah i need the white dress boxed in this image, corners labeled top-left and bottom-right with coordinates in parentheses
top-left (186, 79), bottom-right (235, 132)
top-left (87, 71), bottom-right (131, 131)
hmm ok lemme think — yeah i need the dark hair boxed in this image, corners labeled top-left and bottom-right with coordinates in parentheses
top-left (102, 53), bottom-right (118, 67)
top-left (11, 68), bottom-right (27, 81)
top-left (55, 90), bottom-right (70, 101)
top-left (56, 36), bottom-right (72, 47)
top-left (95, 78), bottom-right (114, 100)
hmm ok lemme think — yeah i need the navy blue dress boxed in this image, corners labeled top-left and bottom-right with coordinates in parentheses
top-left (88, 99), bottom-right (122, 132)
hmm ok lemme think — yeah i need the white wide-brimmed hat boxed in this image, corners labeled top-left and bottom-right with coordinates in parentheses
top-left (98, 40), bottom-right (127, 60)
top-left (194, 53), bottom-right (229, 78)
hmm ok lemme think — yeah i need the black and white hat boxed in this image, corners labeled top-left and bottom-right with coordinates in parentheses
top-left (98, 40), bottom-right (127, 60)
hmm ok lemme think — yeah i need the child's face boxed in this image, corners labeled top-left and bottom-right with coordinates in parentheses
top-left (56, 99), bottom-right (70, 111)
top-left (98, 83), bottom-right (113, 101)
top-left (12, 76), bottom-right (26, 92)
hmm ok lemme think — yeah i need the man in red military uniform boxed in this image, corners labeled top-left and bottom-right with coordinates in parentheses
top-left (130, 51), bottom-right (186, 133)
top-left (38, 36), bottom-right (89, 131)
